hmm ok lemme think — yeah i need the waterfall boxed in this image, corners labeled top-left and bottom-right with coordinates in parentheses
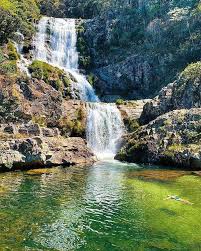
top-left (34, 17), bottom-right (78, 69)
top-left (86, 103), bottom-right (124, 159)
top-left (33, 17), bottom-right (98, 102)
top-left (13, 32), bottom-right (31, 77)
top-left (32, 17), bottom-right (124, 159)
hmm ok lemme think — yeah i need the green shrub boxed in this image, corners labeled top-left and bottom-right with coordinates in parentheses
top-left (0, 60), bottom-right (17, 74)
top-left (7, 41), bottom-right (19, 60)
top-left (79, 56), bottom-right (91, 69)
top-left (28, 60), bottom-right (63, 82)
top-left (32, 115), bottom-right (47, 127)
top-left (58, 117), bottom-right (85, 137)
top-left (87, 73), bottom-right (97, 86)
top-left (116, 99), bottom-right (124, 105)
top-left (0, 48), bottom-right (5, 63)
top-left (180, 61), bottom-right (201, 82)
top-left (125, 118), bottom-right (140, 132)
top-left (0, 0), bottom-right (40, 43)
top-left (28, 60), bottom-right (72, 95)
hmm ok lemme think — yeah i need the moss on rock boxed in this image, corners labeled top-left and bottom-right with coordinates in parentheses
top-left (28, 60), bottom-right (73, 98)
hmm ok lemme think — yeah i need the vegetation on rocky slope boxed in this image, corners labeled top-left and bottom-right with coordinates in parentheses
top-left (0, 43), bottom-right (19, 76)
top-left (28, 60), bottom-right (73, 98)
top-left (0, 0), bottom-right (40, 43)
top-left (78, 0), bottom-right (201, 100)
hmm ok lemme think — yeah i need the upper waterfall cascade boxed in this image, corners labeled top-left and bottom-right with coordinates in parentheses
top-left (32, 17), bottom-right (124, 159)
top-left (33, 17), bottom-right (98, 102)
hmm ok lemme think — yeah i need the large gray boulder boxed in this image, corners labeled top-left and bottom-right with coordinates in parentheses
top-left (0, 136), bottom-right (96, 171)
top-left (116, 108), bottom-right (201, 169)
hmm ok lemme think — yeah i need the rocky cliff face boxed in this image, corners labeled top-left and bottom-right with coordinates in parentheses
top-left (140, 62), bottom-right (201, 124)
top-left (116, 108), bottom-right (201, 169)
top-left (116, 62), bottom-right (201, 169)
top-left (0, 74), bottom-right (96, 171)
top-left (93, 55), bottom-right (154, 101)
top-left (78, 1), bottom-right (201, 101)
top-left (80, 18), bottom-right (157, 101)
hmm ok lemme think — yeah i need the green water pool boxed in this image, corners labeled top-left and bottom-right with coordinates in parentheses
top-left (0, 161), bottom-right (201, 250)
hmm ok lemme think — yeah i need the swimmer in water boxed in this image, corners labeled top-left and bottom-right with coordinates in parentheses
top-left (164, 195), bottom-right (193, 205)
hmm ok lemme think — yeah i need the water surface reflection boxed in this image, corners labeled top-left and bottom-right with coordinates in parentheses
top-left (1, 162), bottom-right (201, 250)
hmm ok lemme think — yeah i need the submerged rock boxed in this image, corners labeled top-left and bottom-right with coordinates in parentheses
top-left (128, 170), bottom-right (189, 181)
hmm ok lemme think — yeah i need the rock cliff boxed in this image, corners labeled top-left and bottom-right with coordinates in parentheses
top-left (116, 108), bottom-right (201, 169)
top-left (140, 62), bottom-right (201, 124)
top-left (0, 74), bottom-right (96, 171)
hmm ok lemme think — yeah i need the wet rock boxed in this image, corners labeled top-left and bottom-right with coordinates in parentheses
top-left (129, 170), bottom-right (189, 181)
top-left (26, 167), bottom-right (61, 175)
top-left (192, 171), bottom-right (201, 177)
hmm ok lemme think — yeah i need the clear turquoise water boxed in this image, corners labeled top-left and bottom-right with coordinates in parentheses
top-left (0, 161), bottom-right (201, 251)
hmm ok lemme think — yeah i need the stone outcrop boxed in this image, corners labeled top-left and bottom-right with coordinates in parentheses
top-left (0, 74), bottom-right (94, 171)
top-left (0, 136), bottom-right (96, 171)
top-left (118, 99), bottom-right (151, 121)
top-left (117, 99), bottom-right (151, 132)
top-left (140, 62), bottom-right (201, 125)
top-left (116, 108), bottom-right (201, 169)
top-left (93, 56), bottom-right (154, 101)
top-left (0, 75), bottom-right (87, 136)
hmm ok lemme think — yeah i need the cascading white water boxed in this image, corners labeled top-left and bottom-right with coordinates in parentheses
top-left (86, 103), bottom-right (124, 159)
top-left (33, 16), bottom-right (124, 159)
top-left (33, 17), bottom-right (98, 102)
top-left (34, 17), bottom-right (78, 69)
top-left (13, 32), bottom-right (31, 77)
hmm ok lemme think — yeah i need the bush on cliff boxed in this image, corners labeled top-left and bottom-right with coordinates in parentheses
top-left (0, 0), bottom-right (40, 44)
top-left (28, 60), bottom-right (72, 97)
top-left (0, 43), bottom-right (18, 75)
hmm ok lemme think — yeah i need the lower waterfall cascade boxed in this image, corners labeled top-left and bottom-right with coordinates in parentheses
top-left (86, 103), bottom-right (124, 159)
top-left (17, 17), bottom-right (124, 159)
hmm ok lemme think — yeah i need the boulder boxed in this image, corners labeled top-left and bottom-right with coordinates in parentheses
top-left (116, 108), bottom-right (201, 169)
top-left (0, 74), bottom-right (95, 172)
top-left (117, 99), bottom-right (151, 132)
top-left (0, 136), bottom-right (96, 171)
